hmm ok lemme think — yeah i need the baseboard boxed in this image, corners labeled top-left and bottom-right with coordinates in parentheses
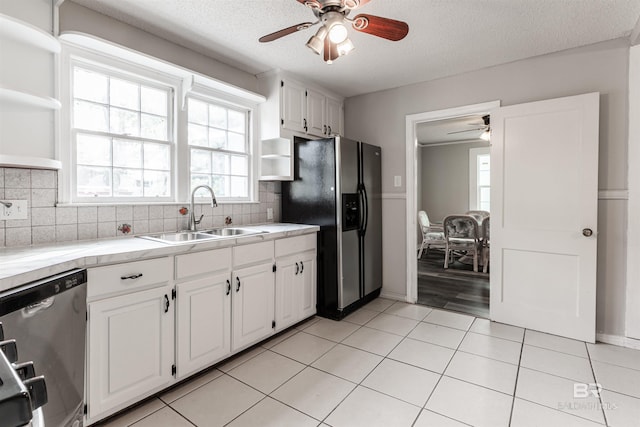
top-left (596, 333), bottom-right (640, 350)
top-left (379, 291), bottom-right (407, 302)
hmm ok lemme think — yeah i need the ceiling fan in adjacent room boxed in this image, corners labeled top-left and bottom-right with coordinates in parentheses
top-left (447, 115), bottom-right (491, 141)
top-left (258, 0), bottom-right (409, 64)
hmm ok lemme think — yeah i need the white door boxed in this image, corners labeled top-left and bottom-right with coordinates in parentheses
top-left (306, 88), bottom-right (326, 137)
top-left (176, 273), bottom-right (231, 378)
top-left (490, 92), bottom-right (599, 343)
top-left (232, 263), bottom-right (275, 350)
top-left (281, 80), bottom-right (306, 133)
top-left (326, 97), bottom-right (342, 136)
top-left (88, 286), bottom-right (174, 419)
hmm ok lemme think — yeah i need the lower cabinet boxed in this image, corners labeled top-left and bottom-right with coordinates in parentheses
top-left (231, 262), bottom-right (276, 350)
top-left (175, 272), bottom-right (231, 379)
top-left (275, 251), bottom-right (317, 331)
top-left (87, 284), bottom-right (174, 420)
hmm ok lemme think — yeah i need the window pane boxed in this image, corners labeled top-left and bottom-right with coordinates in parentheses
top-left (230, 155), bottom-right (247, 176)
top-left (211, 175), bottom-right (229, 197)
top-left (141, 86), bottom-right (167, 116)
top-left (77, 134), bottom-right (111, 166)
top-left (228, 109), bottom-right (245, 133)
top-left (191, 149), bottom-right (211, 173)
top-left (212, 152), bottom-right (229, 174)
top-left (188, 123), bottom-right (208, 147)
top-left (230, 176), bottom-right (247, 198)
top-left (110, 78), bottom-right (139, 110)
top-left (191, 174), bottom-right (211, 190)
top-left (74, 68), bottom-right (108, 104)
top-left (113, 139), bottom-right (142, 168)
top-left (144, 143), bottom-right (170, 170)
top-left (188, 99), bottom-right (208, 125)
top-left (113, 168), bottom-right (143, 196)
top-left (227, 132), bottom-right (245, 152)
top-left (110, 107), bottom-right (140, 136)
top-left (209, 104), bottom-right (226, 129)
top-left (478, 170), bottom-right (490, 186)
top-left (77, 166), bottom-right (111, 197)
top-left (209, 128), bottom-right (226, 149)
top-left (74, 100), bottom-right (108, 132)
top-left (144, 170), bottom-right (170, 197)
top-left (141, 114), bottom-right (167, 140)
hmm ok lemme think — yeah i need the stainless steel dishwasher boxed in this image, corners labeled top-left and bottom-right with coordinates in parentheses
top-left (0, 268), bottom-right (87, 427)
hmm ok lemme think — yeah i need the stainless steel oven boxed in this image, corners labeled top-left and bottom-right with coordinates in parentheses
top-left (0, 269), bottom-right (87, 427)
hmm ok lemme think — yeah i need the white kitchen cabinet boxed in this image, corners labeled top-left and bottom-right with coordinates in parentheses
top-left (231, 262), bottom-right (276, 350)
top-left (175, 248), bottom-right (232, 378)
top-left (274, 234), bottom-right (317, 331)
top-left (258, 73), bottom-right (344, 181)
top-left (87, 284), bottom-right (174, 421)
top-left (176, 272), bottom-right (231, 378)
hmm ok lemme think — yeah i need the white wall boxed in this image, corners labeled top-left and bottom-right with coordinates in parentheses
top-left (58, 2), bottom-right (259, 94)
top-left (344, 39), bottom-right (630, 337)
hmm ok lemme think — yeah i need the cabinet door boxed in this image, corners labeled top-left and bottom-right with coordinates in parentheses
top-left (275, 256), bottom-right (299, 332)
top-left (306, 89), bottom-right (326, 136)
top-left (299, 253), bottom-right (317, 319)
top-left (88, 285), bottom-right (174, 420)
top-left (176, 272), bottom-right (231, 378)
top-left (232, 263), bottom-right (275, 350)
top-left (326, 97), bottom-right (342, 136)
top-left (281, 80), bottom-right (306, 133)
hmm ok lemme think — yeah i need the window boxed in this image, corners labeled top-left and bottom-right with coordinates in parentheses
top-left (469, 147), bottom-right (490, 211)
top-left (71, 65), bottom-right (173, 201)
top-left (187, 97), bottom-right (250, 200)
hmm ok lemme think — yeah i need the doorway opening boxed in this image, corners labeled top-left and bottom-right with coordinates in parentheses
top-left (405, 101), bottom-right (500, 319)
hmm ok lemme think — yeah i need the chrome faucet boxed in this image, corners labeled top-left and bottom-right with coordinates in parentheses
top-left (188, 185), bottom-right (218, 231)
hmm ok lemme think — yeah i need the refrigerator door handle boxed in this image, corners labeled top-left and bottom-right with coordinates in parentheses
top-left (362, 185), bottom-right (369, 235)
top-left (358, 187), bottom-right (366, 234)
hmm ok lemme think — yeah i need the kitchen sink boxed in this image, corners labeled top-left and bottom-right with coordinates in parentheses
top-left (201, 227), bottom-right (266, 237)
top-left (138, 231), bottom-right (220, 244)
top-left (138, 228), bottom-right (266, 244)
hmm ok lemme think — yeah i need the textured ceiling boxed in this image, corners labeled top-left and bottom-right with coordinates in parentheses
top-left (69, 0), bottom-right (640, 97)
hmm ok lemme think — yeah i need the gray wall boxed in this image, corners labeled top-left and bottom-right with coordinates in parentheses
top-left (344, 39), bottom-right (630, 336)
top-left (59, 2), bottom-right (259, 94)
top-left (420, 142), bottom-right (488, 223)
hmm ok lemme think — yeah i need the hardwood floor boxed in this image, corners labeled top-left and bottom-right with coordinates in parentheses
top-left (417, 248), bottom-right (490, 318)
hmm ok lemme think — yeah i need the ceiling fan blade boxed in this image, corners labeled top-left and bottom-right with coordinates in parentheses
top-left (351, 14), bottom-right (409, 41)
top-left (296, 0), bottom-right (322, 9)
top-left (343, 0), bottom-right (373, 9)
top-left (259, 22), bottom-right (314, 42)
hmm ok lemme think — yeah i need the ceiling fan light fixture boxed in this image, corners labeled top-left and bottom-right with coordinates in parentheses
top-left (306, 26), bottom-right (327, 55)
top-left (328, 22), bottom-right (348, 43)
top-left (480, 128), bottom-right (491, 141)
top-left (337, 38), bottom-right (355, 56)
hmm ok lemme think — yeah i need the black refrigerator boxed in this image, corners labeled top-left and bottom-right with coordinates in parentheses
top-left (282, 136), bottom-right (382, 319)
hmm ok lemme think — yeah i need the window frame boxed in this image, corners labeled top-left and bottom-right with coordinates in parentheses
top-left (468, 147), bottom-right (490, 212)
top-left (59, 39), bottom-right (261, 205)
top-left (186, 93), bottom-right (254, 202)
top-left (69, 61), bottom-right (176, 203)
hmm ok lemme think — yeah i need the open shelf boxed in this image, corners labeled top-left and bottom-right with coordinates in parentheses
top-left (0, 13), bottom-right (61, 53)
top-left (259, 138), bottom-right (293, 181)
top-left (0, 87), bottom-right (62, 110)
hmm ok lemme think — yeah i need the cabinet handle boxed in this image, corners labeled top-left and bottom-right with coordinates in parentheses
top-left (323, 125), bottom-right (327, 135)
top-left (303, 118), bottom-right (308, 132)
top-left (236, 276), bottom-right (241, 292)
top-left (295, 262), bottom-right (299, 275)
top-left (328, 126), bottom-right (332, 135)
top-left (300, 261), bottom-right (304, 273)
top-left (226, 279), bottom-right (231, 295)
top-left (121, 273), bottom-right (143, 280)
top-left (164, 294), bottom-right (170, 313)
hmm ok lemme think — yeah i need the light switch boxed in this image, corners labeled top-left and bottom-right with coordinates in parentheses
top-left (267, 208), bottom-right (273, 220)
top-left (394, 176), bottom-right (402, 187)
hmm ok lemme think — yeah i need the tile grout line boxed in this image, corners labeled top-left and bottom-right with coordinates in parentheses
top-left (507, 328), bottom-right (526, 426)
top-left (585, 342), bottom-right (610, 426)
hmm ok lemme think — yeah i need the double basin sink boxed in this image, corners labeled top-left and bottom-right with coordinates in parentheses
top-left (139, 227), bottom-right (267, 244)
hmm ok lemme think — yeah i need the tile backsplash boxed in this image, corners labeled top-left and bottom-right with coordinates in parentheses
top-left (0, 167), bottom-right (281, 248)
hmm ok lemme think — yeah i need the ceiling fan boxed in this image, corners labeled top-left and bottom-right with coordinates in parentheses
top-left (447, 115), bottom-right (491, 141)
top-left (258, 0), bottom-right (409, 64)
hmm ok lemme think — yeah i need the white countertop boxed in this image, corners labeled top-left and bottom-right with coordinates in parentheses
top-left (0, 224), bottom-right (319, 293)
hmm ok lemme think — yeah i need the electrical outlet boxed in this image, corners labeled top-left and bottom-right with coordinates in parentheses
top-left (394, 176), bottom-right (402, 187)
top-left (0, 200), bottom-right (28, 220)
top-left (267, 208), bottom-right (273, 220)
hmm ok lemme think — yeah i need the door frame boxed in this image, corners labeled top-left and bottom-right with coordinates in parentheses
top-left (405, 100), bottom-right (500, 303)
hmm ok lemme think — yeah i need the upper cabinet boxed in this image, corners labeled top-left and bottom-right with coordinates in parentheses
top-left (257, 72), bottom-right (344, 181)
top-left (0, 3), bottom-right (61, 169)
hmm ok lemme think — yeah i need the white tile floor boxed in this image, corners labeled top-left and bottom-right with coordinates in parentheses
top-left (97, 299), bottom-right (640, 427)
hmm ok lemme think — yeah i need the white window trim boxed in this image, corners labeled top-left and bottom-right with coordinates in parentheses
top-left (58, 33), bottom-right (265, 205)
top-left (469, 146), bottom-right (490, 211)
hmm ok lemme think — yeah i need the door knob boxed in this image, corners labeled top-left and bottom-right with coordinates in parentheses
top-left (582, 228), bottom-right (593, 237)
